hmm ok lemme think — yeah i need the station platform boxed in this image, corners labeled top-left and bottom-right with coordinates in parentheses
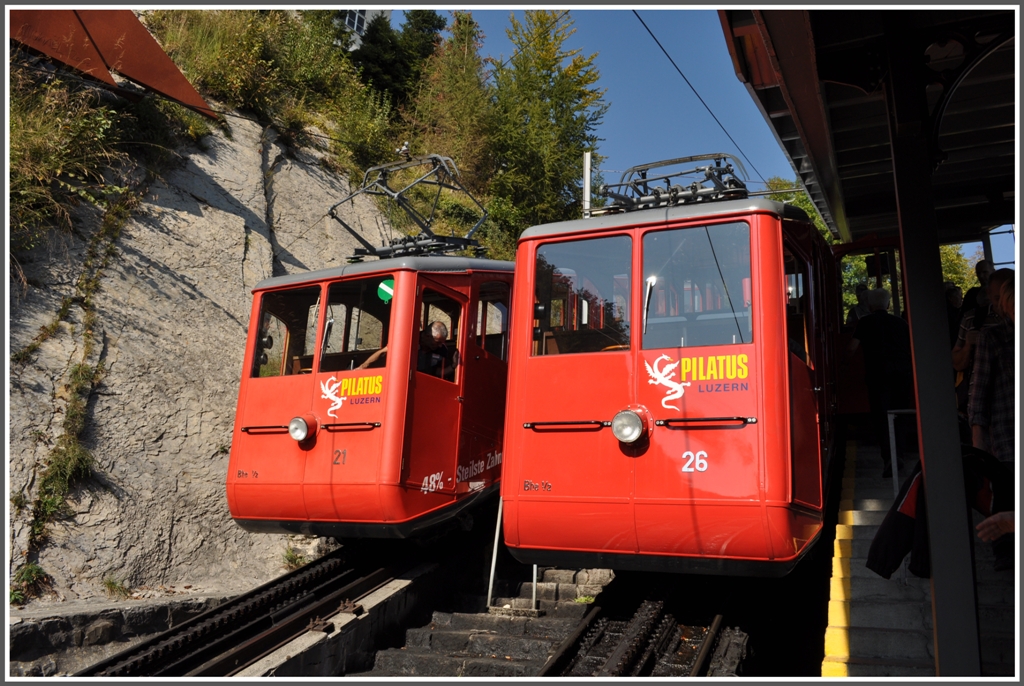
top-left (821, 440), bottom-right (1016, 677)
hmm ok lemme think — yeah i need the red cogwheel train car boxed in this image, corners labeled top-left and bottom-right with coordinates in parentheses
top-left (227, 256), bottom-right (514, 539)
top-left (500, 156), bottom-right (839, 576)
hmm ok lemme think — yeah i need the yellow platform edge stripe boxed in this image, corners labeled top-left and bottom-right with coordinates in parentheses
top-left (821, 443), bottom-right (857, 676)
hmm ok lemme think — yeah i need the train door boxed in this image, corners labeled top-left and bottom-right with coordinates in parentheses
top-left (234, 285), bottom-right (323, 520)
top-left (784, 242), bottom-right (822, 510)
top-left (312, 275), bottom-right (392, 522)
top-left (457, 278), bottom-right (511, 494)
top-left (633, 220), bottom-right (766, 555)
top-left (403, 279), bottom-right (466, 498)
top-left (516, 235), bottom-right (636, 554)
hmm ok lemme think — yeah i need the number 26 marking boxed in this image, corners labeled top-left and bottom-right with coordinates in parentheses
top-left (333, 449), bottom-right (346, 465)
top-left (681, 450), bottom-right (708, 473)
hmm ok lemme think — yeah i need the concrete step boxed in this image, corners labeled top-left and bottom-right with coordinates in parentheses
top-left (428, 611), bottom-right (577, 637)
top-left (491, 596), bottom-right (592, 619)
top-left (822, 655), bottom-right (934, 677)
top-left (368, 649), bottom-right (546, 677)
top-left (830, 599), bottom-right (932, 630)
top-left (404, 627), bottom-right (562, 659)
top-left (825, 625), bottom-right (933, 661)
top-left (978, 631), bottom-right (1016, 668)
top-left (837, 509), bottom-right (888, 526)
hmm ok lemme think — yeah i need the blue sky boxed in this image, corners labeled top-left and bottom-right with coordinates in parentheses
top-left (394, 9), bottom-right (795, 186)
top-left (391, 8), bottom-right (1015, 267)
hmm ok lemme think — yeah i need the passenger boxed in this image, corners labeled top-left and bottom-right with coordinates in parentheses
top-left (959, 258), bottom-right (995, 320)
top-left (944, 282), bottom-right (963, 348)
top-left (968, 269), bottom-right (1015, 463)
top-left (967, 269), bottom-right (1015, 572)
top-left (952, 265), bottom-right (1003, 417)
top-left (998, 277), bottom-right (1015, 325)
top-left (976, 511), bottom-right (1015, 543)
top-left (417, 321), bottom-right (459, 380)
top-left (849, 288), bottom-right (915, 477)
top-left (845, 283), bottom-right (871, 327)
top-left (357, 345), bottom-right (387, 370)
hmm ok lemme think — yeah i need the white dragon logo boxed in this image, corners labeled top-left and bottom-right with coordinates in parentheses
top-left (645, 354), bottom-right (690, 411)
top-left (319, 376), bottom-right (346, 418)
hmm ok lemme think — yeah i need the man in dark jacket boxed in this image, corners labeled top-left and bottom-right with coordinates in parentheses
top-left (850, 288), bottom-right (915, 477)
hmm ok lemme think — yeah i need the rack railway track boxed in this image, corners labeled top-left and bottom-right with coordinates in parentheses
top-left (539, 600), bottom-right (742, 677)
top-left (75, 546), bottom-right (402, 677)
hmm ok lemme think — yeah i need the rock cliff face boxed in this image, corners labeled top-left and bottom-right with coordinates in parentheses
top-left (9, 115), bottom-right (385, 604)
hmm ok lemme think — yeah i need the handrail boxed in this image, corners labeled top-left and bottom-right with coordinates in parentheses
top-left (655, 416), bottom-right (756, 427)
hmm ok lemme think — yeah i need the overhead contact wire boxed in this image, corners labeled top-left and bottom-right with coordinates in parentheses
top-left (632, 10), bottom-right (766, 186)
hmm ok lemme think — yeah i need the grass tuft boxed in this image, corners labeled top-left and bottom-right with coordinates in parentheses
top-left (103, 577), bottom-right (132, 599)
top-left (283, 546), bottom-right (308, 570)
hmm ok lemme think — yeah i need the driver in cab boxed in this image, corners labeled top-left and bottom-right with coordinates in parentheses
top-left (418, 321), bottom-right (458, 380)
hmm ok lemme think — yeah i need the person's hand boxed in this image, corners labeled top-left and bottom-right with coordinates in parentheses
top-left (977, 511), bottom-right (1014, 542)
top-left (358, 346), bottom-right (387, 369)
top-left (451, 349), bottom-right (460, 367)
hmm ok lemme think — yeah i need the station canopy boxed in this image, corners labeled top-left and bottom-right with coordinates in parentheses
top-left (720, 9), bottom-right (1015, 245)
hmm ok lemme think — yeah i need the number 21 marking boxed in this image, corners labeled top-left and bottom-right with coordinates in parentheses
top-left (333, 449), bottom-right (346, 465)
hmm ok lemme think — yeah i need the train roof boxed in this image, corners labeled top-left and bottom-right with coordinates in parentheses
top-left (519, 197), bottom-right (811, 241)
top-left (252, 255), bottom-right (514, 292)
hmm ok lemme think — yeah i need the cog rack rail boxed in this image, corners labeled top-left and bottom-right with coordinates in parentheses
top-left (328, 153), bottom-right (488, 261)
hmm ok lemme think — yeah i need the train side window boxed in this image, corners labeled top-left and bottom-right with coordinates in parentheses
top-left (319, 276), bottom-right (393, 372)
top-left (784, 247), bottom-right (813, 367)
top-left (642, 222), bottom-right (751, 349)
top-left (252, 286), bottom-right (322, 377)
top-left (533, 235), bottom-right (632, 355)
top-left (418, 289), bottom-right (462, 382)
top-left (476, 282), bottom-right (510, 361)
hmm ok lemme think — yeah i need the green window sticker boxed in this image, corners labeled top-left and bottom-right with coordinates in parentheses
top-left (378, 278), bottom-right (395, 303)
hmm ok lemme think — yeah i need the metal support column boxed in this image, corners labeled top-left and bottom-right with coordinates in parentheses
top-left (883, 12), bottom-right (981, 675)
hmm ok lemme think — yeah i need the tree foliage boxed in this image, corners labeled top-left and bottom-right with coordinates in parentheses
top-left (489, 10), bottom-right (608, 232)
top-left (349, 14), bottom-right (408, 106)
top-left (406, 11), bottom-right (493, 192)
top-left (939, 243), bottom-right (976, 293)
top-left (351, 10), bottom-right (447, 110)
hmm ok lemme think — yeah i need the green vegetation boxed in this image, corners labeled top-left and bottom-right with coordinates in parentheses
top-left (146, 10), bottom-right (393, 170)
top-left (8, 67), bottom-right (129, 253)
top-left (575, 595), bottom-right (596, 604)
top-left (10, 492), bottom-right (28, 512)
top-left (103, 577), bottom-right (132, 599)
top-left (488, 11), bottom-right (607, 231)
top-left (10, 562), bottom-right (50, 604)
top-left (351, 10), bottom-right (447, 109)
top-left (283, 546), bottom-right (309, 570)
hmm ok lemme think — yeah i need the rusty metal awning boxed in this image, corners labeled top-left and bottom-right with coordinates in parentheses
top-left (720, 9), bottom-right (1015, 245)
top-left (10, 9), bottom-right (216, 119)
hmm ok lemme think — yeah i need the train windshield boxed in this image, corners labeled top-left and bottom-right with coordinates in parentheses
top-left (533, 236), bottom-right (632, 355)
top-left (252, 286), bottom-right (323, 377)
top-left (320, 275), bottom-right (393, 373)
top-left (642, 222), bottom-right (752, 349)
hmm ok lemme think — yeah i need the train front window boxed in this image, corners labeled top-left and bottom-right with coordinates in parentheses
top-left (477, 282), bottom-right (510, 361)
top-left (252, 286), bottom-right (322, 377)
top-left (319, 275), bottom-right (393, 372)
top-left (533, 235), bottom-right (631, 355)
top-left (642, 222), bottom-right (752, 349)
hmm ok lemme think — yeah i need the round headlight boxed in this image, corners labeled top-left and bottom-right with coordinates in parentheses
top-left (288, 417), bottom-right (309, 442)
top-left (611, 410), bottom-right (644, 443)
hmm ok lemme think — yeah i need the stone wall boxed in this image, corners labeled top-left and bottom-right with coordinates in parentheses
top-left (9, 113), bottom-right (385, 605)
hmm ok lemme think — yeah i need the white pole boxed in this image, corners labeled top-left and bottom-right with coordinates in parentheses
top-left (583, 151), bottom-right (592, 219)
top-left (532, 564), bottom-right (538, 611)
top-left (486, 497), bottom-right (503, 608)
